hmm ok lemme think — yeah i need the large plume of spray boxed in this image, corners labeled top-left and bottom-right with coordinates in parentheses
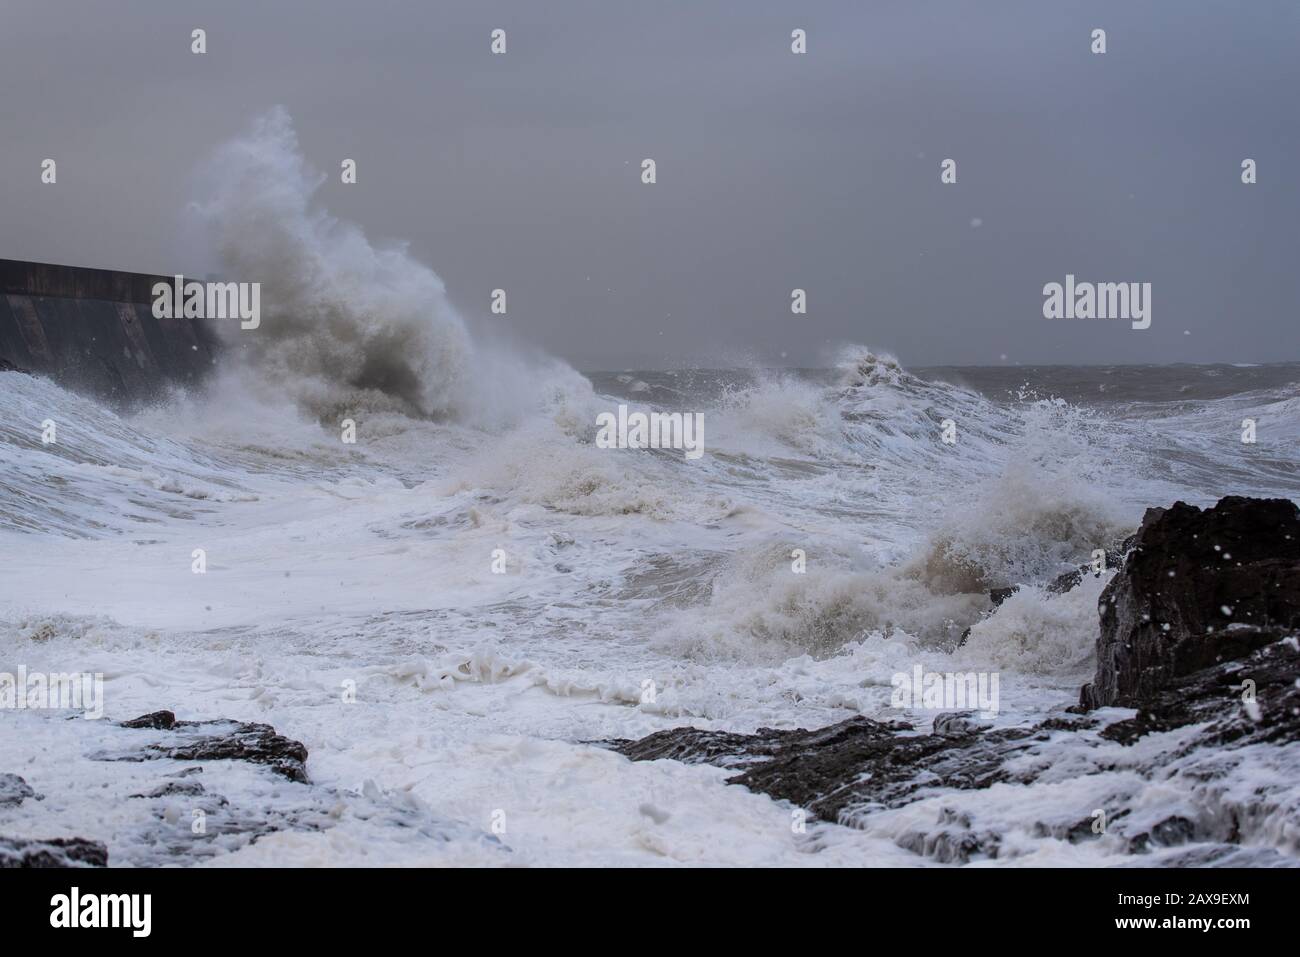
top-left (188, 107), bottom-right (590, 428)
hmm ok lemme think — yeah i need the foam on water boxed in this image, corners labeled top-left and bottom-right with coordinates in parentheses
top-left (192, 108), bottom-right (593, 429)
top-left (3, 113), bottom-right (1300, 865)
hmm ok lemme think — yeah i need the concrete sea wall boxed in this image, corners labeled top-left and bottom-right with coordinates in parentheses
top-left (0, 259), bottom-right (221, 405)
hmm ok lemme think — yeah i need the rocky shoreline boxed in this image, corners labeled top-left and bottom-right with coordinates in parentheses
top-left (1, 711), bottom-right (317, 867)
top-left (6, 496), bottom-right (1298, 866)
top-left (2, 704), bottom-right (508, 867)
top-left (609, 496), bottom-right (1300, 863)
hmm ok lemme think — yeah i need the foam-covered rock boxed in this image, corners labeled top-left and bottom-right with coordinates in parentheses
top-left (1081, 496), bottom-right (1300, 709)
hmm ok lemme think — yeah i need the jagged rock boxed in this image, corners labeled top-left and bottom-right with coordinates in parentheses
top-left (144, 722), bottom-right (309, 783)
top-left (1081, 497), bottom-right (1300, 709)
top-left (129, 779), bottom-right (208, 799)
top-left (959, 544), bottom-right (1124, 647)
top-left (602, 725), bottom-right (805, 769)
top-left (958, 582), bottom-right (1059, 650)
top-left (110, 711), bottom-right (310, 783)
top-left (610, 716), bottom-right (1042, 823)
top-left (1100, 629), bottom-right (1300, 746)
top-left (6, 714), bottom-right (507, 866)
top-left (0, 774), bottom-right (37, 808)
top-left (610, 635), bottom-right (1300, 856)
top-left (997, 542), bottom-right (1131, 605)
top-left (729, 722), bottom-right (1042, 822)
top-left (896, 813), bottom-right (1003, 864)
top-left (0, 836), bottom-right (108, 868)
top-left (933, 711), bottom-right (993, 736)
top-left (989, 586), bottom-right (1018, 607)
top-left (1127, 816), bottom-right (1196, 853)
top-left (121, 710), bottom-right (180, 730)
top-left (608, 497), bottom-right (1300, 863)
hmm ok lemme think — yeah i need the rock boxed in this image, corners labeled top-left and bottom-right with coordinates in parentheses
top-left (1044, 543), bottom-right (1131, 598)
top-left (1045, 568), bottom-right (1083, 596)
top-left (1081, 496), bottom-right (1300, 709)
top-left (606, 497), bottom-right (1300, 864)
top-left (988, 586), bottom-right (1018, 607)
top-left (7, 712), bottom-right (507, 866)
top-left (129, 780), bottom-right (208, 799)
top-left (608, 630), bottom-right (1299, 860)
top-left (0, 836), bottom-right (108, 868)
top-left (933, 711), bottom-right (993, 736)
top-left (729, 720), bottom-right (1041, 824)
top-left (958, 586), bottom-right (1042, 647)
top-left (609, 716), bottom-right (1041, 826)
top-left (110, 712), bottom-right (310, 783)
top-left (0, 773), bottom-right (37, 808)
top-left (1099, 628), bottom-right (1300, 746)
top-left (896, 811), bottom-right (1003, 864)
top-left (958, 545), bottom-right (1124, 647)
top-left (145, 722), bottom-right (309, 783)
top-left (121, 710), bottom-right (179, 730)
top-left (603, 725), bottom-right (793, 769)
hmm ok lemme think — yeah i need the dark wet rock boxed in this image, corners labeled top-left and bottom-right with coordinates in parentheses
top-left (0, 836), bottom-right (108, 868)
top-left (1032, 814), bottom-right (1108, 845)
top-left (730, 722), bottom-right (1040, 822)
top-left (109, 712), bottom-right (310, 783)
top-left (933, 711), bottom-right (993, 736)
top-left (1045, 569), bottom-right (1083, 596)
top-left (1081, 497), bottom-right (1300, 710)
top-left (896, 822), bottom-right (1002, 864)
top-left (1100, 629), bottom-right (1300, 746)
top-left (148, 723), bottom-right (309, 783)
top-left (9, 712), bottom-right (507, 866)
top-left (121, 710), bottom-right (179, 730)
top-left (1134, 845), bottom-right (1299, 868)
top-left (1127, 816), bottom-right (1197, 853)
top-left (1036, 713), bottom-right (1099, 732)
top-left (0, 774), bottom-right (37, 808)
top-left (995, 541), bottom-right (1130, 605)
top-left (1032, 806), bottom-right (1214, 857)
top-left (609, 498), bottom-right (1300, 864)
top-left (989, 586), bottom-right (1018, 607)
top-left (959, 548), bottom-right (1121, 647)
top-left (608, 661), bottom-right (1299, 863)
top-left (610, 715), bottom-right (1043, 823)
top-left (129, 779), bottom-right (208, 799)
top-left (609, 627), bottom-right (1300, 861)
top-left (605, 719), bottom-right (906, 770)
top-left (1041, 543), bottom-right (1131, 598)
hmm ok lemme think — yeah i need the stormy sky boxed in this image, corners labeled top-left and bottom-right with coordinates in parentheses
top-left (1, 0), bottom-right (1297, 369)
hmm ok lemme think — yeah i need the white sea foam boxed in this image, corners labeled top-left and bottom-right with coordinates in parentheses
top-left (190, 107), bottom-right (591, 429)
top-left (3, 114), bottom-right (1300, 866)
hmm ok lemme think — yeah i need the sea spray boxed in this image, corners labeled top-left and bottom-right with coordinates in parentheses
top-left (188, 107), bottom-right (592, 428)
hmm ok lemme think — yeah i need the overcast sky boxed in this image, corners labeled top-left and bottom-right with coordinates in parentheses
top-left (2, 0), bottom-right (1297, 369)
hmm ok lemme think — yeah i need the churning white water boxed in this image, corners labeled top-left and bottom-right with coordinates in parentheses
top-left (3, 112), bottom-right (1299, 866)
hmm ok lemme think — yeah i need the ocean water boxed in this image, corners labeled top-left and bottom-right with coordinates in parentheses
top-left (2, 111), bottom-right (1299, 866)
top-left (3, 350), bottom-right (1298, 866)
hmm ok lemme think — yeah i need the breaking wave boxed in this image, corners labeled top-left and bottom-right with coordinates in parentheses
top-left (189, 107), bottom-right (591, 428)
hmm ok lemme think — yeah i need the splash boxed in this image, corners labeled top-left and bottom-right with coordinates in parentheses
top-left (189, 107), bottom-right (590, 427)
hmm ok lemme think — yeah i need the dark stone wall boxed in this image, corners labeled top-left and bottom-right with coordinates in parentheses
top-left (0, 259), bottom-right (221, 406)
